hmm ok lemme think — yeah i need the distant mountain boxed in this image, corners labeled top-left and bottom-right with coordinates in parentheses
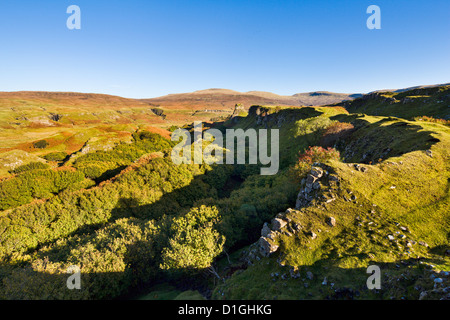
top-left (141, 89), bottom-right (362, 110)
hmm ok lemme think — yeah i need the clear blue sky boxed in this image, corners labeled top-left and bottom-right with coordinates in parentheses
top-left (0, 0), bottom-right (449, 98)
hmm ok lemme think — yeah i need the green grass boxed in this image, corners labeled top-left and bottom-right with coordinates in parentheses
top-left (343, 85), bottom-right (450, 120)
top-left (211, 95), bottom-right (450, 300)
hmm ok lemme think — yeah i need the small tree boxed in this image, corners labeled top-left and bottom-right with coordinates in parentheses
top-left (160, 205), bottom-right (225, 280)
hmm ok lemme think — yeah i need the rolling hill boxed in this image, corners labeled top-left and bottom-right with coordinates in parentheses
top-left (0, 83), bottom-right (449, 300)
top-left (141, 88), bottom-right (362, 110)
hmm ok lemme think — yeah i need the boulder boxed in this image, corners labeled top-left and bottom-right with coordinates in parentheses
top-left (329, 174), bottom-right (339, 182)
top-left (326, 216), bottom-right (336, 227)
top-left (310, 167), bottom-right (323, 178)
top-left (261, 222), bottom-right (271, 237)
top-left (266, 230), bottom-right (278, 240)
top-left (271, 218), bottom-right (287, 231)
top-left (309, 231), bottom-right (317, 240)
top-left (258, 237), bottom-right (279, 257)
top-left (419, 241), bottom-right (429, 248)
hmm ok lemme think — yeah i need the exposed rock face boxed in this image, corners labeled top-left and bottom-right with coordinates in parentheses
top-left (150, 108), bottom-right (167, 120)
top-left (326, 216), bottom-right (336, 227)
top-left (245, 208), bottom-right (300, 263)
top-left (295, 165), bottom-right (327, 209)
top-left (48, 113), bottom-right (63, 121)
top-left (258, 237), bottom-right (279, 257)
top-left (261, 222), bottom-right (271, 237)
top-left (244, 165), bottom-right (341, 264)
top-left (271, 218), bottom-right (287, 232)
top-left (310, 166), bottom-right (323, 178)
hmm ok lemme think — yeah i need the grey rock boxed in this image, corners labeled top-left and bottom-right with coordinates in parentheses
top-left (419, 291), bottom-right (428, 300)
top-left (419, 241), bottom-right (429, 248)
top-left (271, 218), bottom-right (287, 231)
top-left (310, 167), bottom-right (323, 178)
top-left (266, 230), bottom-right (278, 240)
top-left (261, 222), bottom-right (271, 237)
top-left (258, 237), bottom-right (279, 257)
top-left (329, 174), bottom-right (339, 182)
top-left (306, 174), bottom-right (317, 186)
top-left (326, 216), bottom-right (336, 227)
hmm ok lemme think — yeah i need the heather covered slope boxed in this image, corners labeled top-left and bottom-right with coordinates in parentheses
top-left (142, 89), bottom-right (361, 111)
top-left (0, 85), bottom-right (448, 300)
top-left (0, 89), bottom-right (361, 179)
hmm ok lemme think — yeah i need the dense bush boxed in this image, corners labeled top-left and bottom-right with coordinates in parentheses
top-left (11, 162), bottom-right (49, 174)
top-left (43, 152), bottom-right (68, 161)
top-left (291, 146), bottom-right (340, 182)
top-left (33, 140), bottom-right (49, 149)
top-left (73, 131), bottom-right (173, 180)
top-left (0, 168), bottom-right (85, 210)
top-left (0, 129), bottom-right (301, 299)
top-left (0, 156), bottom-right (204, 259)
top-left (160, 206), bottom-right (225, 276)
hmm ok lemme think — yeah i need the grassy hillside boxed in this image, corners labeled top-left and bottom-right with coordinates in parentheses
top-left (0, 85), bottom-right (448, 300)
top-left (211, 87), bottom-right (450, 300)
top-left (338, 85), bottom-right (450, 120)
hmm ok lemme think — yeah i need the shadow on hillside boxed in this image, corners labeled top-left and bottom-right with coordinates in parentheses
top-left (329, 114), bottom-right (441, 164)
top-left (259, 255), bottom-right (449, 300)
top-left (1, 250), bottom-right (447, 300)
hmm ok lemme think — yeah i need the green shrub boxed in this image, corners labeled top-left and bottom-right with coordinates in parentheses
top-left (33, 140), bottom-right (49, 149)
top-left (11, 162), bottom-right (49, 174)
top-left (0, 169), bottom-right (85, 210)
top-left (43, 152), bottom-right (68, 161)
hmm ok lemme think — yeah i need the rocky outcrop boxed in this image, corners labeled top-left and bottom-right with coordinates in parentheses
top-left (326, 216), bottom-right (336, 227)
top-left (258, 237), bottom-right (279, 257)
top-left (244, 209), bottom-right (296, 262)
top-left (48, 113), bottom-right (63, 122)
top-left (271, 218), bottom-right (287, 232)
top-left (295, 165), bottom-right (325, 209)
top-left (151, 108), bottom-right (167, 120)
